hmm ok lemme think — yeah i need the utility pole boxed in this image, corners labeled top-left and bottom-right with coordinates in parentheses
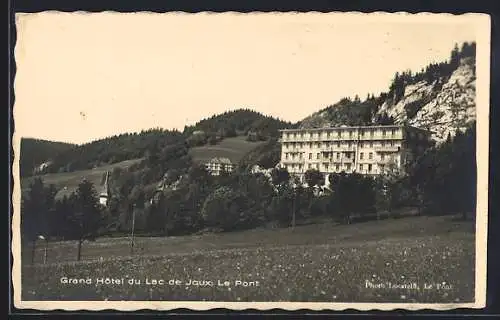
top-left (38, 235), bottom-right (48, 264)
top-left (130, 204), bottom-right (136, 255)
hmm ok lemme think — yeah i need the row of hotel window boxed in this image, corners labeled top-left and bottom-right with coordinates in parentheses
top-left (284, 151), bottom-right (393, 161)
top-left (284, 162), bottom-right (387, 173)
top-left (283, 128), bottom-right (401, 139)
top-left (283, 140), bottom-right (400, 149)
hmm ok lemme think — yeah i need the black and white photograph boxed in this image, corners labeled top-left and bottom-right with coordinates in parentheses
top-left (12, 12), bottom-right (490, 310)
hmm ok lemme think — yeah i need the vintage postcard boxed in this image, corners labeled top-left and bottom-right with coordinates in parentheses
top-left (12, 12), bottom-right (490, 311)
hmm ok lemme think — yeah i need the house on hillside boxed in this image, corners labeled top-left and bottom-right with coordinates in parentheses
top-left (205, 157), bottom-right (234, 176)
top-left (33, 160), bottom-right (53, 175)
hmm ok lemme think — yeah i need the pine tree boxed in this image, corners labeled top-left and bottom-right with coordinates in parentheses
top-left (22, 178), bottom-right (58, 264)
top-left (67, 179), bottom-right (103, 261)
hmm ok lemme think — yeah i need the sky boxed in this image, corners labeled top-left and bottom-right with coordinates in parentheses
top-left (14, 12), bottom-right (480, 145)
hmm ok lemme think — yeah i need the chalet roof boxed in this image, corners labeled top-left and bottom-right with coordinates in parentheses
top-left (207, 157), bottom-right (233, 165)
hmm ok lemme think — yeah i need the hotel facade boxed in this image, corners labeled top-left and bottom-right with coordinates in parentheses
top-left (279, 125), bottom-right (433, 184)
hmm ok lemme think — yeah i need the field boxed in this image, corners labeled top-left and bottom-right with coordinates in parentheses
top-left (189, 136), bottom-right (267, 164)
top-left (20, 158), bottom-right (143, 200)
top-left (20, 215), bottom-right (476, 303)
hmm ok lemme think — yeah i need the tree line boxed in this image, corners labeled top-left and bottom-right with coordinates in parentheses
top-left (39, 129), bottom-right (185, 174)
top-left (21, 122), bottom-right (475, 262)
top-left (298, 42), bottom-right (476, 131)
top-left (183, 109), bottom-right (295, 147)
top-left (388, 41), bottom-right (476, 105)
top-left (20, 138), bottom-right (76, 177)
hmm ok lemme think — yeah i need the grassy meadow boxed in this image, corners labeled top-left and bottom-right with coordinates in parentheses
top-left (21, 215), bottom-right (475, 303)
top-left (188, 136), bottom-right (267, 164)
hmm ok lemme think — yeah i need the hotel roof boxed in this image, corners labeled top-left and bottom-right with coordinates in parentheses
top-left (279, 124), bottom-right (433, 133)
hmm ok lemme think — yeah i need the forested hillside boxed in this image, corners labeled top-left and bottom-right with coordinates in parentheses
top-left (19, 138), bottom-right (76, 177)
top-left (21, 109), bottom-right (292, 177)
top-left (183, 109), bottom-right (294, 146)
top-left (299, 42), bottom-right (476, 143)
top-left (42, 129), bottom-right (185, 174)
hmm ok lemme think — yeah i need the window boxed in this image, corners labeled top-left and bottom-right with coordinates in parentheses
top-left (359, 164), bottom-right (363, 171)
top-left (285, 153), bottom-right (289, 160)
top-left (301, 133), bottom-right (304, 138)
top-left (325, 163), bottom-right (329, 170)
top-left (294, 133), bottom-right (297, 138)
top-left (368, 164), bottom-right (372, 172)
top-left (346, 163), bottom-right (351, 171)
top-left (381, 153), bottom-right (385, 160)
top-left (349, 131), bottom-right (353, 138)
top-left (369, 152), bottom-right (373, 160)
top-left (360, 152), bottom-right (364, 160)
top-left (337, 131), bottom-right (341, 138)
top-left (318, 142), bottom-right (322, 148)
top-left (382, 130), bottom-right (386, 137)
top-left (391, 129), bottom-right (396, 136)
top-left (308, 164), bottom-right (312, 169)
top-left (337, 142), bottom-right (341, 148)
top-left (316, 164), bottom-right (319, 170)
top-left (369, 141), bottom-right (373, 148)
top-left (309, 142), bottom-right (312, 148)
top-left (309, 153), bottom-right (312, 160)
top-left (370, 130), bottom-right (374, 137)
top-left (336, 153), bottom-right (340, 160)
top-left (327, 132), bottom-right (331, 138)
top-left (380, 164), bottom-right (385, 172)
top-left (317, 153), bottom-right (320, 159)
top-left (299, 153), bottom-right (303, 159)
top-left (335, 164), bottom-right (340, 171)
top-left (360, 142), bottom-right (364, 148)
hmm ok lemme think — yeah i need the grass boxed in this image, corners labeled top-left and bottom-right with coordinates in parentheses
top-left (21, 215), bottom-right (475, 303)
top-left (189, 136), bottom-right (267, 164)
top-left (20, 158), bottom-right (143, 200)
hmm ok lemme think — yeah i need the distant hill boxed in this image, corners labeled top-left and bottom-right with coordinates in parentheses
top-left (42, 128), bottom-right (185, 174)
top-left (183, 108), bottom-right (295, 145)
top-left (21, 158), bottom-right (143, 201)
top-left (19, 138), bottom-right (76, 177)
top-left (299, 41), bottom-right (477, 143)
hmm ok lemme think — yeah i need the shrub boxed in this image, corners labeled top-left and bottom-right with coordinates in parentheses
top-left (201, 186), bottom-right (254, 232)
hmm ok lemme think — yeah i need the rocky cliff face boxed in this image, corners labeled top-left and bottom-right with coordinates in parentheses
top-left (299, 51), bottom-right (476, 145)
top-left (378, 57), bottom-right (476, 143)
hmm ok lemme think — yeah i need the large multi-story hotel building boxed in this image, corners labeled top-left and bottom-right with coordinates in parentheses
top-left (279, 125), bottom-right (433, 184)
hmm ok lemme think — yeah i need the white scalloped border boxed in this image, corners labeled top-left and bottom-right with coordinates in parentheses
top-left (11, 11), bottom-right (491, 312)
